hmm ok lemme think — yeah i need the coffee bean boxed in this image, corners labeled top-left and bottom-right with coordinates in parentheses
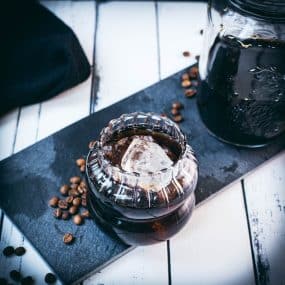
top-left (81, 193), bottom-right (87, 200)
top-left (15, 247), bottom-right (26, 256)
top-left (79, 181), bottom-right (87, 188)
top-left (44, 273), bottom-right (57, 284)
top-left (171, 108), bottom-right (180, 116)
top-left (21, 276), bottom-right (34, 285)
top-left (68, 189), bottom-right (80, 197)
top-left (184, 88), bottom-right (197, 98)
top-left (80, 165), bottom-right (85, 173)
top-left (181, 73), bottom-right (189, 81)
top-left (0, 278), bottom-right (7, 285)
top-left (63, 233), bottom-right (74, 244)
top-left (2, 246), bottom-right (14, 257)
top-left (200, 29), bottom-right (204, 35)
top-left (195, 55), bottom-right (200, 61)
top-left (73, 197), bottom-right (81, 207)
top-left (70, 176), bottom-right (81, 184)
top-left (65, 196), bottom-right (74, 205)
top-left (9, 270), bottom-right (21, 282)
top-left (89, 140), bottom-right (97, 150)
top-left (160, 113), bottom-right (167, 118)
top-left (59, 185), bottom-right (69, 196)
top-left (53, 208), bottom-right (62, 219)
top-left (172, 101), bottom-right (184, 110)
top-left (69, 206), bottom-right (78, 215)
top-left (181, 79), bottom-right (191, 88)
top-left (48, 197), bottom-right (59, 208)
top-left (172, 115), bottom-right (184, 123)
top-left (81, 198), bottom-right (87, 208)
top-left (73, 215), bottom-right (83, 225)
top-left (76, 158), bottom-right (85, 167)
top-left (58, 200), bottom-right (68, 210)
top-left (81, 210), bottom-right (91, 219)
top-left (77, 186), bottom-right (85, 195)
top-left (62, 211), bottom-right (70, 220)
top-left (188, 66), bottom-right (199, 78)
top-left (182, 51), bottom-right (191, 57)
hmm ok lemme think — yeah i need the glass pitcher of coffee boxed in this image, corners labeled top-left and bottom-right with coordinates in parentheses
top-left (198, 0), bottom-right (285, 147)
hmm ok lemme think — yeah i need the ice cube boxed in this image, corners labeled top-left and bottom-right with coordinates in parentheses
top-left (121, 137), bottom-right (173, 174)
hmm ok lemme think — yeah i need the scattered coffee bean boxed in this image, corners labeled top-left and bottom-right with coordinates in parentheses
top-left (160, 113), bottom-right (167, 118)
top-left (188, 66), bottom-right (199, 78)
top-left (89, 140), bottom-right (97, 150)
top-left (182, 51), bottom-right (191, 57)
top-left (81, 193), bottom-right (87, 200)
top-left (73, 197), bottom-right (81, 207)
top-left (9, 270), bottom-right (21, 282)
top-left (58, 200), bottom-right (68, 210)
top-left (172, 101), bottom-right (184, 110)
top-left (62, 211), bottom-right (70, 220)
top-left (81, 198), bottom-right (87, 208)
top-left (73, 215), bottom-right (83, 225)
top-left (44, 273), bottom-right (57, 284)
top-left (68, 189), bottom-right (80, 197)
top-left (70, 176), bottom-right (81, 184)
top-left (81, 210), bottom-right (91, 219)
top-left (0, 278), bottom-right (7, 285)
top-left (77, 186), bottom-right (85, 195)
top-left (181, 79), bottom-right (191, 88)
top-left (59, 185), bottom-right (69, 196)
top-left (2, 246), bottom-right (14, 257)
top-left (69, 206), bottom-right (78, 215)
top-left (181, 73), bottom-right (189, 81)
top-left (21, 276), bottom-right (34, 285)
top-left (53, 208), bottom-right (62, 219)
top-left (171, 108), bottom-right (180, 116)
top-left (63, 233), bottom-right (74, 244)
top-left (172, 115), bottom-right (184, 123)
top-left (200, 29), bottom-right (204, 35)
top-left (80, 181), bottom-right (87, 188)
top-left (76, 158), bottom-right (85, 167)
top-left (48, 197), bottom-right (59, 208)
top-left (65, 196), bottom-right (74, 205)
top-left (80, 165), bottom-right (85, 173)
top-left (184, 88), bottom-right (197, 98)
top-left (15, 247), bottom-right (26, 256)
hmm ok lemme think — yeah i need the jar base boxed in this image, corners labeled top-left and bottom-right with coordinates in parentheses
top-left (88, 193), bottom-right (195, 246)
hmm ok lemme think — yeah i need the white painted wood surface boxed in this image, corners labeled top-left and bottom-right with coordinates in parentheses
top-left (244, 152), bottom-right (285, 285)
top-left (1, 1), bottom-right (284, 285)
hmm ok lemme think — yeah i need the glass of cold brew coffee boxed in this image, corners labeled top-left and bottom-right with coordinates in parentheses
top-left (86, 112), bottom-right (198, 245)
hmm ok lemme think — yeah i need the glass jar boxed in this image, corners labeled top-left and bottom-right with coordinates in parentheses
top-left (86, 112), bottom-right (198, 246)
top-left (198, 0), bottom-right (285, 147)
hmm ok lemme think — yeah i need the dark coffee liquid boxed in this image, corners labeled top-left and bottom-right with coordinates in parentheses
top-left (103, 129), bottom-right (182, 167)
top-left (198, 36), bottom-right (285, 146)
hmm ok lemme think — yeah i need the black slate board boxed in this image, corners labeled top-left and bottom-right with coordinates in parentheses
top-left (0, 66), bottom-right (284, 284)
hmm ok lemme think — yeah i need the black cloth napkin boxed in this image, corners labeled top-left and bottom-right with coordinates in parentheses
top-left (0, 1), bottom-right (90, 116)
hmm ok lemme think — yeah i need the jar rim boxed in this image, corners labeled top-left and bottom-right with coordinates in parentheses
top-left (94, 112), bottom-right (187, 179)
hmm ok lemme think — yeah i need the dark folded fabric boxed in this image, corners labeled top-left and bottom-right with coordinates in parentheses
top-left (0, 1), bottom-right (90, 116)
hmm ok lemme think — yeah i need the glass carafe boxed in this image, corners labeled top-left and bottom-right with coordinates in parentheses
top-left (198, 0), bottom-right (285, 147)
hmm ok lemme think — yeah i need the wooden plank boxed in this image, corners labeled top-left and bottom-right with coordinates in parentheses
top-left (170, 183), bottom-right (256, 285)
top-left (83, 2), bottom-right (168, 284)
top-left (243, 151), bottom-right (285, 285)
top-left (94, 1), bottom-right (159, 111)
top-left (84, 244), bottom-right (168, 285)
top-left (1, 1), bottom-right (95, 282)
top-left (157, 2), bottom-right (207, 79)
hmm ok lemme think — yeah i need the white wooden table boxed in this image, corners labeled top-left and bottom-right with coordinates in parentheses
top-left (0, 2), bottom-right (284, 284)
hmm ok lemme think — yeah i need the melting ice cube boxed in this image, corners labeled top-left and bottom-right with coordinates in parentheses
top-left (121, 137), bottom-right (173, 174)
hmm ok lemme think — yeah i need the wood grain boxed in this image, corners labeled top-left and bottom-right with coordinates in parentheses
top-left (243, 151), bottom-right (285, 285)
